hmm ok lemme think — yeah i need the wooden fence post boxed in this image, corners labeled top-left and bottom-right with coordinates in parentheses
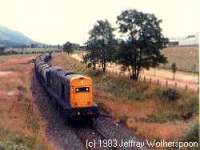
top-left (185, 84), bottom-right (188, 91)
top-left (165, 80), bottom-right (168, 87)
top-left (139, 76), bottom-right (141, 81)
top-left (174, 82), bottom-right (177, 88)
top-left (143, 76), bottom-right (146, 82)
top-left (157, 79), bottom-right (159, 85)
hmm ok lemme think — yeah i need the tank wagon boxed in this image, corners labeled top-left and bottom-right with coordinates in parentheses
top-left (34, 53), bottom-right (99, 118)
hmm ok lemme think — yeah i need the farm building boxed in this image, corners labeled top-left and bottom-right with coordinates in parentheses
top-left (179, 34), bottom-right (199, 46)
top-left (170, 34), bottom-right (199, 47)
top-left (167, 41), bottom-right (179, 47)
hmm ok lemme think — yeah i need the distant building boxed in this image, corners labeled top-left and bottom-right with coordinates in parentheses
top-left (169, 34), bottom-right (199, 47)
top-left (179, 34), bottom-right (199, 46)
top-left (167, 41), bottom-right (179, 47)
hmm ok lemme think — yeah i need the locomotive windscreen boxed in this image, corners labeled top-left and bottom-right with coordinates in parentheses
top-left (75, 87), bottom-right (90, 93)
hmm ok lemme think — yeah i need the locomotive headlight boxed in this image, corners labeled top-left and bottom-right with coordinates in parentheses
top-left (86, 88), bottom-right (89, 91)
top-left (76, 88), bottom-right (79, 92)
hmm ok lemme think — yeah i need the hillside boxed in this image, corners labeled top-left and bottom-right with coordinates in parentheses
top-left (0, 25), bottom-right (34, 47)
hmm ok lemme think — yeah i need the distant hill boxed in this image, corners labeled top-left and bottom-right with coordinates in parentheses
top-left (0, 25), bottom-right (34, 47)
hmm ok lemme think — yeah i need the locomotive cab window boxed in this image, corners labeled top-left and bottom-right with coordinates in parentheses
top-left (75, 87), bottom-right (90, 93)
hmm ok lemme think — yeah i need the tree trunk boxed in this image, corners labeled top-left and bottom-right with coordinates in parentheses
top-left (130, 66), bottom-right (138, 80)
top-left (136, 69), bottom-right (139, 80)
top-left (130, 74), bottom-right (138, 80)
top-left (103, 65), bottom-right (106, 72)
top-left (129, 65), bottom-right (141, 80)
top-left (102, 60), bottom-right (106, 72)
top-left (92, 62), bottom-right (96, 70)
top-left (101, 49), bottom-right (106, 72)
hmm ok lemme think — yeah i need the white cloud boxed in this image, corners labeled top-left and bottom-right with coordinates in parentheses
top-left (0, 0), bottom-right (199, 44)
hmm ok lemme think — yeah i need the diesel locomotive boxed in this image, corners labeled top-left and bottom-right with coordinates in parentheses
top-left (34, 53), bottom-right (99, 118)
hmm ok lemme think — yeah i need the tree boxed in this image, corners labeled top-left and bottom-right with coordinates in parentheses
top-left (115, 9), bottom-right (168, 80)
top-left (85, 20), bottom-right (115, 72)
top-left (0, 45), bottom-right (5, 54)
top-left (63, 41), bottom-right (74, 55)
top-left (83, 46), bottom-right (98, 70)
top-left (171, 62), bottom-right (177, 80)
top-left (57, 44), bottom-right (61, 49)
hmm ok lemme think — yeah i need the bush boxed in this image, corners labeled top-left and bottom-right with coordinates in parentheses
top-left (180, 96), bottom-right (199, 119)
top-left (127, 90), bottom-right (145, 101)
top-left (184, 123), bottom-right (199, 142)
top-left (0, 128), bottom-right (47, 150)
top-left (156, 88), bottom-right (180, 101)
top-left (0, 128), bottom-right (33, 150)
top-left (145, 111), bottom-right (181, 123)
top-left (118, 115), bottom-right (128, 124)
top-left (92, 74), bottom-right (146, 101)
top-left (97, 102), bottom-right (111, 114)
top-left (186, 96), bottom-right (199, 115)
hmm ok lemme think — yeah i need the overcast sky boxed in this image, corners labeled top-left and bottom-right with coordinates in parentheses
top-left (0, 0), bottom-right (199, 45)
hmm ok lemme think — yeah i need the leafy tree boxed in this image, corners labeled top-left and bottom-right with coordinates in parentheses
top-left (0, 45), bottom-right (5, 54)
top-left (85, 20), bottom-right (115, 72)
top-left (116, 9), bottom-right (168, 80)
top-left (63, 41), bottom-right (74, 55)
top-left (57, 44), bottom-right (61, 49)
top-left (171, 62), bottom-right (177, 80)
top-left (63, 42), bottom-right (80, 55)
top-left (83, 47), bottom-right (98, 70)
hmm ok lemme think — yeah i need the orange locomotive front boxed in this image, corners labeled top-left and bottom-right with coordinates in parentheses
top-left (70, 76), bottom-right (93, 108)
top-left (66, 75), bottom-right (98, 118)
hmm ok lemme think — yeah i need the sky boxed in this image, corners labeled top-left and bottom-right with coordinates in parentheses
top-left (0, 0), bottom-right (199, 45)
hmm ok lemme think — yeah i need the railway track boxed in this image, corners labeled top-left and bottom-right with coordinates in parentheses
top-left (72, 118), bottom-right (148, 150)
top-left (32, 70), bottom-right (148, 150)
top-left (71, 119), bottom-right (117, 150)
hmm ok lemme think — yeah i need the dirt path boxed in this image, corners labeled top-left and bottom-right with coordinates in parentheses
top-left (71, 53), bottom-right (199, 91)
top-left (0, 71), bottom-right (13, 76)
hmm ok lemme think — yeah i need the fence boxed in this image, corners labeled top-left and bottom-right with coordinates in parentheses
top-left (70, 54), bottom-right (199, 92)
top-left (109, 69), bottom-right (199, 92)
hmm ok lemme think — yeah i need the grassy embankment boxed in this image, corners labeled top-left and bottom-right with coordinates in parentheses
top-left (53, 53), bottom-right (199, 141)
top-left (0, 54), bottom-right (52, 150)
